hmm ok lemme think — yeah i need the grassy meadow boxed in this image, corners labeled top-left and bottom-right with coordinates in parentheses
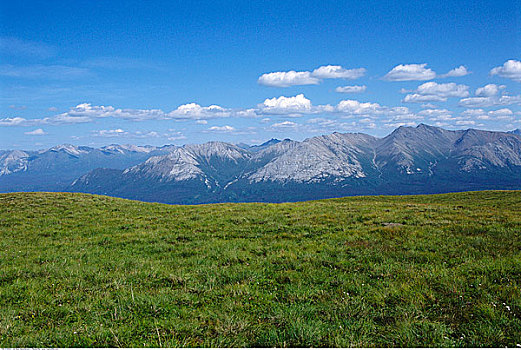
top-left (0, 191), bottom-right (520, 347)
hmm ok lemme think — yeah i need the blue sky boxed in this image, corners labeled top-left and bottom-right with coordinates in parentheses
top-left (1, 0), bottom-right (520, 150)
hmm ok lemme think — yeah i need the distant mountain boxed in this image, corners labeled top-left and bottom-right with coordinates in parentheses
top-left (509, 129), bottom-right (521, 136)
top-left (247, 138), bottom-right (282, 152)
top-left (66, 125), bottom-right (521, 204)
top-left (0, 144), bottom-right (172, 192)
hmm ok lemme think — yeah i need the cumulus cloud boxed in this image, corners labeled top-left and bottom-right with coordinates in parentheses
top-left (25, 103), bottom-right (164, 124)
top-left (93, 129), bottom-right (127, 137)
top-left (24, 128), bottom-right (46, 135)
top-left (454, 120), bottom-right (478, 126)
top-left (168, 103), bottom-right (232, 120)
top-left (206, 125), bottom-right (236, 132)
top-left (259, 94), bottom-right (317, 115)
top-left (335, 100), bottom-right (420, 122)
top-left (311, 65), bottom-right (366, 79)
top-left (459, 94), bottom-right (521, 108)
top-left (475, 84), bottom-right (505, 97)
top-left (335, 85), bottom-right (367, 93)
top-left (258, 71), bottom-right (320, 87)
top-left (490, 60), bottom-right (521, 82)
top-left (440, 65), bottom-right (470, 78)
top-left (419, 109), bottom-right (453, 120)
top-left (305, 118), bottom-right (359, 132)
top-left (402, 82), bottom-right (469, 102)
top-left (167, 132), bottom-right (187, 141)
top-left (403, 94), bottom-right (447, 103)
top-left (258, 64), bottom-right (365, 87)
top-left (462, 108), bottom-right (515, 121)
top-left (0, 102), bottom-right (237, 127)
top-left (458, 97), bottom-right (494, 108)
top-left (234, 109), bottom-right (258, 118)
top-left (383, 63), bottom-right (436, 81)
top-left (488, 108), bottom-right (514, 120)
top-left (336, 100), bottom-right (382, 115)
top-left (416, 82), bottom-right (469, 97)
top-left (0, 117), bottom-right (28, 126)
top-left (271, 121), bottom-right (298, 129)
top-left (92, 128), bottom-right (184, 139)
top-left (203, 125), bottom-right (256, 135)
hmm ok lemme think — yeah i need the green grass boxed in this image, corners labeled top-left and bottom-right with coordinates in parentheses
top-left (1, 191), bottom-right (520, 347)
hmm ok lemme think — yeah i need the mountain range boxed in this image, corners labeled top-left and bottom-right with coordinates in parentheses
top-left (1, 124), bottom-right (520, 204)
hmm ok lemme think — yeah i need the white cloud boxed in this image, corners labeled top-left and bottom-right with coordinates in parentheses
top-left (1, 102), bottom-right (235, 127)
top-left (440, 65), bottom-right (470, 78)
top-left (305, 118), bottom-right (359, 132)
top-left (43, 103), bottom-right (120, 124)
top-left (92, 128), bottom-right (183, 139)
top-left (93, 129), bottom-right (127, 137)
top-left (258, 71), bottom-right (320, 87)
top-left (489, 108), bottom-right (514, 120)
top-left (311, 65), bottom-right (366, 79)
top-left (475, 84), bottom-right (505, 97)
top-left (1, 101), bottom-right (261, 128)
top-left (336, 100), bottom-right (382, 114)
top-left (459, 94), bottom-right (521, 108)
top-left (498, 95), bottom-right (521, 105)
top-left (271, 121), bottom-right (298, 128)
top-left (41, 103), bottom-right (162, 124)
top-left (335, 85), bottom-right (367, 93)
top-left (0, 117), bottom-right (28, 126)
top-left (383, 63), bottom-right (436, 81)
top-left (460, 108), bottom-right (515, 121)
top-left (259, 94), bottom-right (315, 115)
top-left (168, 103), bottom-right (231, 120)
top-left (403, 94), bottom-right (447, 103)
top-left (24, 128), bottom-right (46, 135)
top-left (458, 97), bottom-right (492, 108)
top-left (455, 120), bottom-right (476, 126)
top-left (384, 107), bottom-right (422, 122)
top-left (403, 82), bottom-right (469, 102)
top-left (490, 60), bottom-right (521, 82)
top-left (234, 109), bottom-right (258, 118)
top-left (384, 121), bottom-right (418, 128)
top-left (461, 109), bottom-right (488, 119)
top-left (167, 132), bottom-right (187, 141)
top-left (419, 108), bottom-right (452, 118)
top-left (258, 64), bottom-right (365, 87)
top-left (334, 100), bottom-right (420, 123)
top-left (416, 82), bottom-right (469, 97)
top-left (207, 125), bottom-right (236, 132)
top-left (195, 120), bottom-right (208, 124)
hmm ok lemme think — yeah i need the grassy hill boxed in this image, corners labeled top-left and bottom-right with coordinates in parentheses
top-left (1, 191), bottom-right (520, 347)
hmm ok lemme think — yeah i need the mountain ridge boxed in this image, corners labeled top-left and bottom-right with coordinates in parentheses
top-left (2, 124), bottom-right (520, 203)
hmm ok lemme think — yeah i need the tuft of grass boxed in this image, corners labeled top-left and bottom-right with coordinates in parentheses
top-left (0, 190), bottom-right (520, 347)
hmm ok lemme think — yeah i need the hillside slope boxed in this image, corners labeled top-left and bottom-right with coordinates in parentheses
top-left (0, 191), bottom-right (520, 347)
